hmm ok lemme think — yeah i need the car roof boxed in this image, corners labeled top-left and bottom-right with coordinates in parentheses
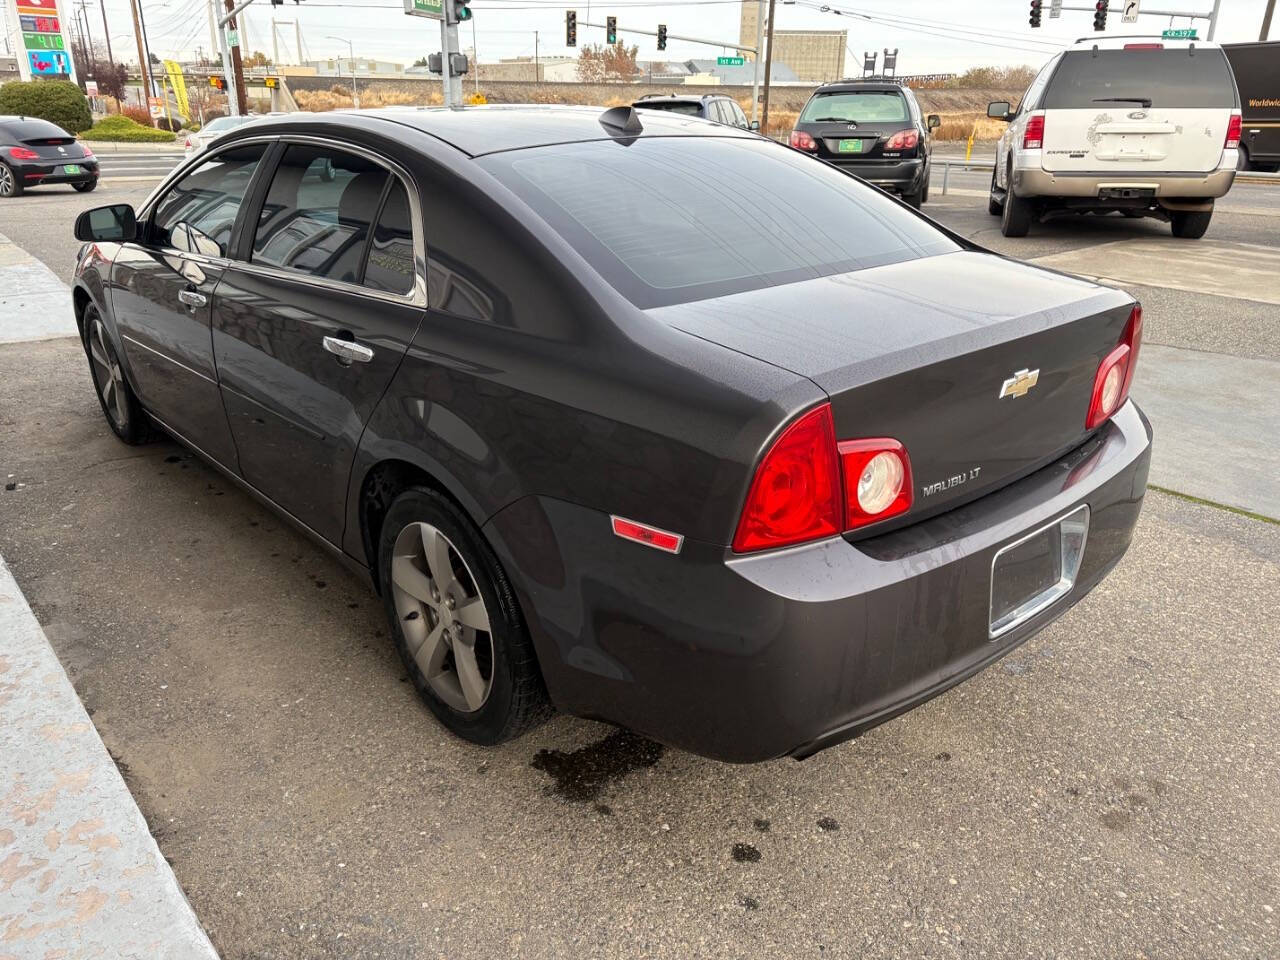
top-left (633, 94), bottom-right (724, 104)
top-left (809, 80), bottom-right (910, 94)
top-left (1069, 35), bottom-right (1221, 49)
top-left (246, 104), bottom-right (753, 157)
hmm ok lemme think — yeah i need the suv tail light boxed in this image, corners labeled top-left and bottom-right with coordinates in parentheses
top-left (789, 130), bottom-right (817, 152)
top-left (9, 146), bottom-right (39, 161)
top-left (884, 128), bottom-right (919, 151)
top-left (1023, 113), bottom-right (1045, 150)
top-left (1086, 305), bottom-right (1143, 429)
top-left (1225, 112), bottom-right (1242, 150)
top-left (732, 404), bottom-right (914, 553)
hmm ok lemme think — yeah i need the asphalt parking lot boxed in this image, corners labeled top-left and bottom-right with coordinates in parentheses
top-left (1, 164), bottom-right (1277, 958)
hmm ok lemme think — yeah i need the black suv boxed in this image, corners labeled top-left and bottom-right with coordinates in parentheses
top-left (633, 94), bottom-right (758, 131)
top-left (789, 80), bottom-right (939, 206)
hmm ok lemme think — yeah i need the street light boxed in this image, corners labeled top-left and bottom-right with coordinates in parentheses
top-left (326, 36), bottom-right (359, 109)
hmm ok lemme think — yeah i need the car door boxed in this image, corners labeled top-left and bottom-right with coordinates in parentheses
top-left (210, 138), bottom-right (426, 545)
top-left (109, 141), bottom-right (270, 467)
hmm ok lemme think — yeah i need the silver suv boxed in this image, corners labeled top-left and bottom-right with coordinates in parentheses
top-left (987, 36), bottom-right (1241, 239)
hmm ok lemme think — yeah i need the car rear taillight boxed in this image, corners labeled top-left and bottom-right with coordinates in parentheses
top-left (789, 130), bottom-right (818, 152)
top-left (733, 404), bottom-right (915, 553)
top-left (1086, 305), bottom-right (1143, 429)
top-left (1023, 113), bottom-right (1045, 150)
top-left (9, 146), bottom-right (39, 161)
top-left (884, 128), bottom-right (919, 151)
top-left (81, 145), bottom-right (94, 158)
top-left (185, 137), bottom-right (193, 148)
top-left (1123, 43), bottom-right (1164, 49)
top-left (839, 439), bottom-right (913, 530)
top-left (1226, 113), bottom-right (1242, 150)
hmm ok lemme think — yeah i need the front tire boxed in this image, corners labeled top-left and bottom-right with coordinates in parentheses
top-left (1170, 208), bottom-right (1212, 239)
top-left (73, 180), bottom-right (98, 193)
top-left (83, 305), bottom-right (155, 445)
top-left (987, 167), bottom-right (1003, 216)
top-left (0, 162), bottom-right (23, 198)
top-left (379, 487), bottom-right (550, 746)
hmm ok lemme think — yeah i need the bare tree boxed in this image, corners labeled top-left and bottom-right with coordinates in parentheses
top-left (577, 42), bottom-right (641, 83)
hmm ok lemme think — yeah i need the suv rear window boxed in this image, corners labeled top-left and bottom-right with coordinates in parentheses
top-left (799, 91), bottom-right (908, 123)
top-left (481, 137), bottom-right (957, 309)
top-left (1043, 49), bottom-right (1237, 109)
top-left (635, 101), bottom-right (702, 117)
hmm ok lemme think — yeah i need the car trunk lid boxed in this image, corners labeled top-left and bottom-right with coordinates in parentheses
top-left (650, 251), bottom-right (1135, 524)
top-left (1038, 46), bottom-right (1237, 175)
top-left (796, 89), bottom-right (919, 161)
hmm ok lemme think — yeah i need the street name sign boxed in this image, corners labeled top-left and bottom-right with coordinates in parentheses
top-left (717, 55), bottom-right (745, 66)
top-left (1162, 27), bottom-right (1197, 38)
top-left (404, 0), bottom-right (444, 19)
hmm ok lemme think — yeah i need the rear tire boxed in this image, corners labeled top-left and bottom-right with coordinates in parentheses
top-left (902, 188), bottom-right (922, 209)
top-left (379, 486), bottom-right (551, 746)
top-left (1170, 208), bottom-right (1212, 239)
top-left (919, 167), bottom-right (930, 205)
top-left (1235, 148), bottom-right (1250, 172)
top-left (0, 162), bottom-right (23, 198)
top-left (73, 180), bottom-right (97, 193)
top-left (1000, 177), bottom-right (1032, 237)
top-left (987, 167), bottom-right (1003, 216)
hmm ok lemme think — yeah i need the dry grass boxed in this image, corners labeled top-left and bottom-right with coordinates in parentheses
top-left (294, 88), bottom-right (443, 111)
top-left (933, 112), bottom-right (1007, 142)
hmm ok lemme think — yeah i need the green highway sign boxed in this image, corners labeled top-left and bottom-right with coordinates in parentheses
top-left (716, 56), bottom-right (745, 66)
top-left (1161, 28), bottom-right (1197, 38)
top-left (404, 0), bottom-right (444, 19)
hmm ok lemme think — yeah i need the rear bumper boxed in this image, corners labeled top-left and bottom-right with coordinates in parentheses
top-left (827, 157), bottom-right (925, 192)
top-left (487, 401), bottom-right (1153, 763)
top-left (15, 161), bottom-right (99, 186)
top-left (1013, 152), bottom-right (1236, 199)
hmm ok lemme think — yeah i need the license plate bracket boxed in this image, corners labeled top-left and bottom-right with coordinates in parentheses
top-left (989, 505), bottom-right (1089, 639)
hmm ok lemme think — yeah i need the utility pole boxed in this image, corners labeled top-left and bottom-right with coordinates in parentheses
top-left (223, 0), bottom-right (248, 115)
top-left (137, 0), bottom-right (157, 97)
top-left (534, 29), bottom-right (538, 82)
top-left (1261, 0), bottom-right (1275, 39)
top-left (327, 36), bottom-right (357, 108)
top-left (127, 0), bottom-right (152, 112)
top-left (760, 0), bottom-right (777, 136)
top-left (472, 16), bottom-right (478, 95)
top-left (750, 0), bottom-right (764, 125)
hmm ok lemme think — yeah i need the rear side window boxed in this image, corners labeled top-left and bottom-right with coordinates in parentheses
top-left (636, 101), bottom-right (702, 117)
top-left (800, 91), bottom-right (908, 123)
top-left (252, 144), bottom-right (389, 283)
top-left (151, 143), bottom-right (267, 256)
top-left (1043, 49), bottom-right (1237, 109)
top-left (482, 137), bottom-right (957, 309)
top-left (364, 179), bottom-right (416, 296)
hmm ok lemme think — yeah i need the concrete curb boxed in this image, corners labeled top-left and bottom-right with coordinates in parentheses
top-left (0, 232), bottom-right (78, 345)
top-left (0, 554), bottom-right (220, 959)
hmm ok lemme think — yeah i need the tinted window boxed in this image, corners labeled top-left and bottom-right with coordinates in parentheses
top-left (253, 144), bottom-right (389, 282)
top-left (482, 137), bottom-right (958, 309)
top-left (0, 118), bottom-right (70, 140)
top-left (151, 143), bottom-right (266, 256)
top-left (730, 102), bottom-right (749, 127)
top-left (800, 91), bottom-right (908, 123)
top-left (1043, 49), bottom-right (1236, 109)
top-left (635, 101), bottom-right (702, 117)
top-left (364, 179), bottom-right (416, 296)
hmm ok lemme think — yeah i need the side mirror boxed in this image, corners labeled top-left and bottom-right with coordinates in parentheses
top-left (74, 204), bottom-right (137, 243)
top-left (987, 101), bottom-right (1011, 121)
top-left (749, 120), bottom-right (761, 131)
top-left (927, 114), bottom-right (941, 131)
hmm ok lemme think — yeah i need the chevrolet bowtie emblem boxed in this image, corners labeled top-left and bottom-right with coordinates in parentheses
top-left (999, 368), bottom-right (1040, 399)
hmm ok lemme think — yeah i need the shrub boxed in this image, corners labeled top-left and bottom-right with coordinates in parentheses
top-left (119, 105), bottom-right (154, 126)
top-left (0, 79), bottom-right (93, 133)
top-left (82, 115), bottom-right (176, 143)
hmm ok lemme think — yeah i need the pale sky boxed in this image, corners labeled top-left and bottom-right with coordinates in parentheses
top-left (6, 0), bottom-right (1275, 77)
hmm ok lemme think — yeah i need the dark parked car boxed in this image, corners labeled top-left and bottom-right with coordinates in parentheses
top-left (0, 115), bottom-right (98, 198)
top-left (789, 79), bottom-right (939, 206)
top-left (633, 93), bottom-right (757, 130)
top-left (70, 105), bottom-right (1151, 762)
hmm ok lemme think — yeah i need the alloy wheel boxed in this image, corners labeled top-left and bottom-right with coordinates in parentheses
top-left (0, 164), bottom-right (13, 197)
top-left (390, 521), bottom-right (494, 713)
top-left (88, 317), bottom-right (128, 429)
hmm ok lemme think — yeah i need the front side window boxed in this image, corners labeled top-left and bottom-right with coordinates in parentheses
top-left (799, 91), bottom-right (909, 124)
top-left (252, 144), bottom-right (389, 283)
top-left (151, 143), bottom-right (267, 256)
top-left (482, 136), bottom-right (958, 309)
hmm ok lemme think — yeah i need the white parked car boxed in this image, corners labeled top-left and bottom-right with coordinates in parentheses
top-left (183, 114), bottom-right (279, 157)
top-left (987, 36), bottom-right (1241, 238)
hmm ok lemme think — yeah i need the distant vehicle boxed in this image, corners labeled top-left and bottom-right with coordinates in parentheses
top-left (988, 36), bottom-right (1241, 239)
top-left (0, 116), bottom-right (98, 198)
top-left (1223, 41), bottom-right (1280, 172)
top-left (632, 94), bottom-right (757, 130)
top-left (184, 114), bottom-right (266, 157)
top-left (787, 79), bottom-right (939, 208)
top-left (70, 105), bottom-right (1151, 762)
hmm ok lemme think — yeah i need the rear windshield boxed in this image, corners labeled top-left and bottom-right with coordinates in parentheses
top-left (799, 91), bottom-right (908, 123)
top-left (635, 101), bottom-right (702, 117)
top-left (1043, 49), bottom-right (1237, 109)
top-left (481, 137), bottom-right (958, 309)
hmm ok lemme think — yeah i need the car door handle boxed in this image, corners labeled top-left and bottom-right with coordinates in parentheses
top-left (177, 289), bottom-right (207, 308)
top-left (322, 335), bottom-right (374, 364)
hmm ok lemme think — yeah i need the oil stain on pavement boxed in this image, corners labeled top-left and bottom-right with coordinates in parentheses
top-left (530, 728), bottom-right (663, 803)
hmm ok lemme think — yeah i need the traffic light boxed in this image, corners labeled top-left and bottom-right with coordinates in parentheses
top-left (1029, 0), bottom-right (1042, 27)
top-left (657, 23), bottom-right (667, 50)
top-left (447, 0), bottom-right (471, 23)
top-left (1093, 0), bottom-right (1108, 30)
top-left (566, 10), bottom-right (576, 46)
top-left (606, 15), bottom-right (617, 44)
top-left (209, 75), bottom-right (225, 89)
